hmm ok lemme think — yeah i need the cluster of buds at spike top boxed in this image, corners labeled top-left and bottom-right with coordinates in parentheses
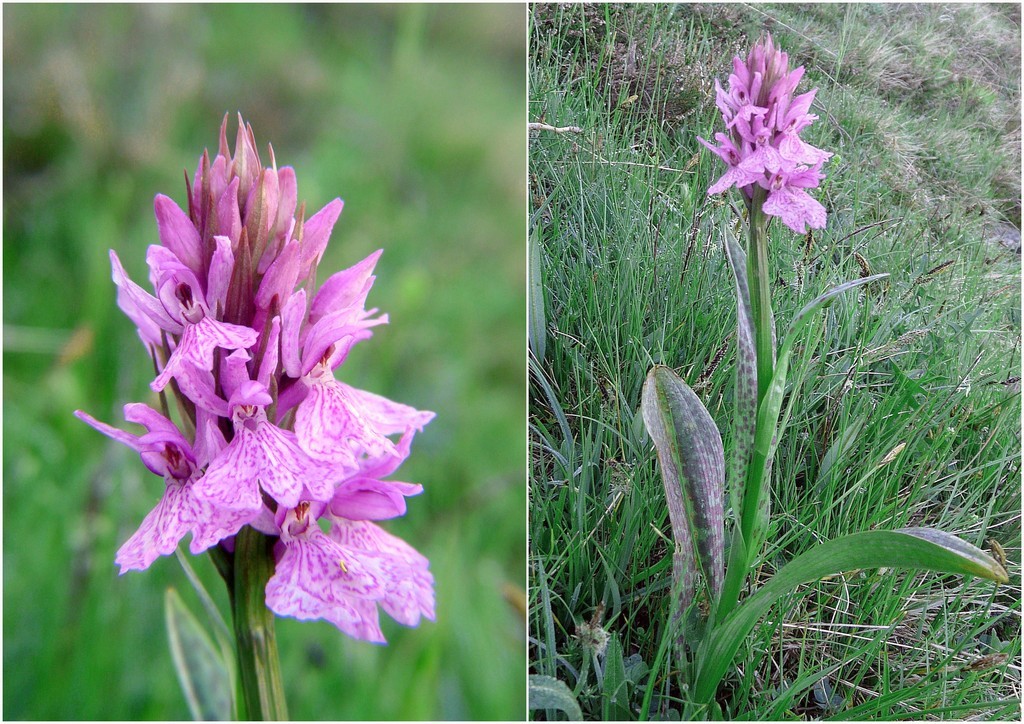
top-left (76, 115), bottom-right (435, 643)
top-left (699, 34), bottom-right (832, 234)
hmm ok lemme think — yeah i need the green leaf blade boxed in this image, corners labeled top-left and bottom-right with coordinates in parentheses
top-left (641, 366), bottom-right (726, 605)
top-left (782, 273), bottom-right (889, 358)
top-left (528, 675), bottom-right (583, 721)
top-left (602, 634), bottom-right (630, 721)
top-left (694, 527), bottom-right (1008, 704)
top-left (722, 228), bottom-right (759, 536)
top-left (165, 588), bottom-right (234, 721)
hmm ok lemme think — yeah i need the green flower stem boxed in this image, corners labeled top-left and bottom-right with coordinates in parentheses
top-left (746, 188), bottom-right (775, 405)
top-left (718, 189), bottom-right (776, 622)
top-left (233, 526), bottom-right (289, 721)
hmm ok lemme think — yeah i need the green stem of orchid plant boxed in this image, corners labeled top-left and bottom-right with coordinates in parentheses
top-left (716, 189), bottom-right (777, 623)
top-left (746, 188), bottom-right (775, 406)
top-left (232, 526), bottom-right (289, 721)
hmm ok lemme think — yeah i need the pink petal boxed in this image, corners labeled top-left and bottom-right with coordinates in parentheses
top-left (123, 402), bottom-right (183, 439)
top-left (151, 317), bottom-right (257, 392)
top-left (109, 250), bottom-right (182, 336)
top-left (280, 290), bottom-right (306, 378)
top-left (266, 528), bottom-right (388, 634)
top-left (329, 479), bottom-right (424, 521)
top-left (376, 554), bottom-right (435, 626)
top-left (708, 165), bottom-right (760, 195)
top-left (255, 240), bottom-right (300, 315)
top-left (330, 519), bottom-right (430, 569)
top-left (193, 408), bottom-right (228, 469)
top-left (219, 349), bottom-right (252, 403)
top-left (174, 365), bottom-right (231, 417)
top-left (784, 89), bottom-right (816, 122)
top-left (328, 520), bottom-right (435, 625)
top-left (342, 384), bottom-right (435, 435)
top-left (260, 168), bottom-right (280, 238)
top-left (295, 377), bottom-right (397, 468)
top-left (257, 317), bottom-right (281, 389)
top-left (299, 199), bottom-right (344, 275)
top-left (738, 144), bottom-right (784, 175)
top-left (154, 194), bottom-right (204, 279)
top-left (763, 185), bottom-right (827, 234)
top-left (230, 379), bottom-right (274, 409)
top-left (192, 435), bottom-right (264, 511)
top-left (778, 134), bottom-right (831, 166)
top-left (310, 249), bottom-right (382, 323)
top-left (300, 310), bottom-right (387, 377)
top-left (357, 428), bottom-right (415, 479)
top-left (266, 537), bottom-right (361, 624)
top-left (209, 154), bottom-right (230, 204)
top-left (202, 401), bottom-right (333, 509)
top-left (328, 600), bottom-right (386, 644)
top-left (248, 422), bottom-right (332, 507)
top-left (74, 410), bottom-right (144, 453)
top-left (273, 167), bottom-right (297, 241)
top-left (188, 495), bottom-right (260, 553)
top-left (116, 481), bottom-right (198, 573)
top-left (217, 177), bottom-right (242, 247)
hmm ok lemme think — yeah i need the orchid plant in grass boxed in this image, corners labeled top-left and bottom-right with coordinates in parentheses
top-left (641, 36), bottom-right (1008, 717)
top-left (76, 115), bottom-right (435, 719)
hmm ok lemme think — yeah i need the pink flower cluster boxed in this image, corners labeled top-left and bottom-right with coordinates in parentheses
top-left (699, 34), bottom-right (832, 234)
top-left (76, 116), bottom-right (435, 643)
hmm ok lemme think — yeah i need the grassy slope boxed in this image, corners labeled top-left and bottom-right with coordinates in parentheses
top-left (3, 5), bottom-right (526, 720)
top-left (529, 4), bottom-right (1020, 720)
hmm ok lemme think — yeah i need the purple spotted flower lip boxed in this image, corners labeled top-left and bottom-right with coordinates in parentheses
top-left (76, 114), bottom-right (435, 643)
top-left (698, 34), bottom-right (832, 233)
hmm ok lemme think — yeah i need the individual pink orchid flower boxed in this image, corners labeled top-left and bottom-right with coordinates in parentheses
top-left (74, 404), bottom-right (256, 572)
top-left (193, 379), bottom-right (335, 511)
top-left (277, 251), bottom-right (434, 474)
top-left (760, 163), bottom-right (828, 234)
top-left (266, 501), bottom-right (435, 644)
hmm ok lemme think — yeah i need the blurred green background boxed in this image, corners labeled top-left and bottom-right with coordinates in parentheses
top-left (3, 4), bottom-right (526, 720)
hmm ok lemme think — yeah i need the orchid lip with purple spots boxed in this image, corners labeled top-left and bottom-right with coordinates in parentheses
top-left (75, 114), bottom-right (435, 642)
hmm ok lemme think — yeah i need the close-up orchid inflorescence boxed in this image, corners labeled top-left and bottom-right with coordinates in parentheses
top-left (698, 33), bottom-right (832, 234)
top-left (75, 115), bottom-right (435, 647)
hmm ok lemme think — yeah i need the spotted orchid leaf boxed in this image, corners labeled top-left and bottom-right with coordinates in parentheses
top-left (722, 227), bottom-right (758, 525)
top-left (717, 227), bottom-right (762, 620)
top-left (694, 527), bottom-right (1008, 705)
top-left (719, 270), bottom-right (893, 624)
top-left (641, 365), bottom-right (725, 630)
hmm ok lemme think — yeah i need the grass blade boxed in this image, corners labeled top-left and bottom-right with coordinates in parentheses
top-left (529, 225), bottom-right (547, 363)
top-left (530, 354), bottom-right (573, 448)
